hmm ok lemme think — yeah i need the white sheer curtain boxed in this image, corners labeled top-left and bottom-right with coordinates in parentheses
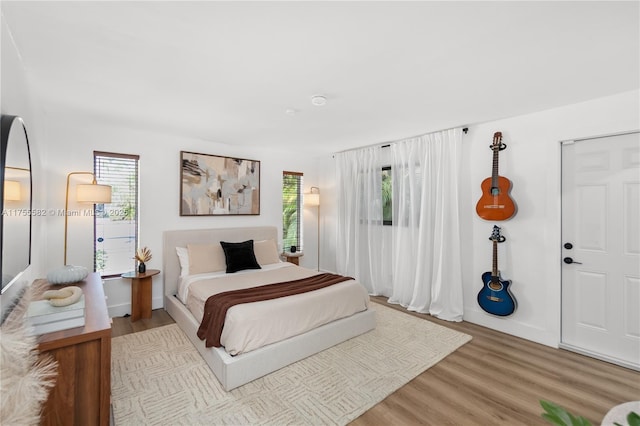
top-left (335, 128), bottom-right (463, 321)
top-left (387, 128), bottom-right (463, 321)
top-left (335, 147), bottom-right (393, 296)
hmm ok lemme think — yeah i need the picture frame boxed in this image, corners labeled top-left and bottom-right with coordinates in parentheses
top-left (180, 151), bottom-right (260, 216)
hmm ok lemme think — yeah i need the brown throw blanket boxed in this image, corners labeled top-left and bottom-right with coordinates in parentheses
top-left (197, 273), bottom-right (353, 348)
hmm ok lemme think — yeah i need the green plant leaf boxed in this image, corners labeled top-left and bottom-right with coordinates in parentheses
top-left (613, 410), bottom-right (640, 426)
top-left (540, 400), bottom-right (592, 426)
top-left (571, 414), bottom-right (592, 426)
top-left (541, 400), bottom-right (574, 425)
top-left (627, 411), bottom-right (640, 426)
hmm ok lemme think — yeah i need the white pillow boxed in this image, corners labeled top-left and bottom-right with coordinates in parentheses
top-left (176, 247), bottom-right (189, 277)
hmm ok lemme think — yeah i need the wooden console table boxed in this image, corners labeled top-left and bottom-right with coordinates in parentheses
top-left (121, 269), bottom-right (160, 321)
top-left (37, 272), bottom-right (111, 426)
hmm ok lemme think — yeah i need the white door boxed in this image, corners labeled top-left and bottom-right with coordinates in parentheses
top-left (561, 131), bottom-right (640, 370)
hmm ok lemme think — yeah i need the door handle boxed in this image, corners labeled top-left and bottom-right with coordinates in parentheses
top-left (563, 257), bottom-right (582, 265)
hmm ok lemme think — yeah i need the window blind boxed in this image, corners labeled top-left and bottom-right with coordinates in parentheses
top-left (94, 151), bottom-right (140, 277)
top-left (282, 171), bottom-right (303, 252)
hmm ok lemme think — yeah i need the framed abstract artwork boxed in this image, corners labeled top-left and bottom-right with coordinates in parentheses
top-left (180, 151), bottom-right (260, 216)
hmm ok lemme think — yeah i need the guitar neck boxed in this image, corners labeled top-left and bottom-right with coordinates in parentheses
top-left (492, 240), bottom-right (498, 277)
top-left (490, 132), bottom-right (502, 189)
top-left (491, 146), bottom-right (500, 188)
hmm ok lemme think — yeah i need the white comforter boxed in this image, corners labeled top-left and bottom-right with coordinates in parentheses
top-left (179, 262), bottom-right (370, 355)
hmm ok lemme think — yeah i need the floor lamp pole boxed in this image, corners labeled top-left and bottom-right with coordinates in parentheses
top-left (316, 204), bottom-right (320, 271)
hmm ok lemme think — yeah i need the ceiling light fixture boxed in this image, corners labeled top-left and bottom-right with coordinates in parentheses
top-left (311, 95), bottom-right (327, 106)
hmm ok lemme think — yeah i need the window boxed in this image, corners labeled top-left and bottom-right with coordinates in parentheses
top-left (282, 171), bottom-right (303, 252)
top-left (382, 166), bottom-right (392, 225)
top-left (94, 151), bottom-right (139, 277)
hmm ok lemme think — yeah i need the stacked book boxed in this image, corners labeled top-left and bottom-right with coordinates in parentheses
top-left (26, 295), bottom-right (85, 335)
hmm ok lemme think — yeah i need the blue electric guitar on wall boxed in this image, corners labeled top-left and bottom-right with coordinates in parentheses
top-left (477, 225), bottom-right (517, 316)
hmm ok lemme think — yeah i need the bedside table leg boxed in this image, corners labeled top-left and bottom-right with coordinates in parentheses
top-left (130, 277), bottom-right (152, 321)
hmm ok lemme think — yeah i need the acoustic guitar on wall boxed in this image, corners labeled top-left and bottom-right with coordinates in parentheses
top-left (475, 131), bottom-right (516, 221)
top-left (477, 225), bottom-right (516, 317)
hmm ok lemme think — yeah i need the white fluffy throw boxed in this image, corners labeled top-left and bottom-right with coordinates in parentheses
top-left (1, 282), bottom-right (58, 425)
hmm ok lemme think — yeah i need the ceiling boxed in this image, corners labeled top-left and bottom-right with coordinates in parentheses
top-left (2, 1), bottom-right (638, 155)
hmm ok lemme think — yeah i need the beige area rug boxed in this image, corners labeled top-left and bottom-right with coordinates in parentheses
top-left (111, 304), bottom-right (471, 425)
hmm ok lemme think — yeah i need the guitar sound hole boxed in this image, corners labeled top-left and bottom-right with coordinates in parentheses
top-left (489, 282), bottom-right (502, 291)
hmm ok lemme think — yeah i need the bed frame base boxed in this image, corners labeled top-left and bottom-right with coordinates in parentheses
top-left (165, 294), bottom-right (376, 391)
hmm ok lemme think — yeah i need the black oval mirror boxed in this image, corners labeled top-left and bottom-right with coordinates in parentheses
top-left (1, 115), bottom-right (32, 295)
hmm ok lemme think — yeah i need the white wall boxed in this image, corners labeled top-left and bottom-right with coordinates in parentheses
top-left (318, 155), bottom-right (338, 274)
top-left (38, 111), bottom-right (320, 316)
top-left (460, 89), bottom-right (639, 347)
top-left (321, 89), bottom-right (639, 348)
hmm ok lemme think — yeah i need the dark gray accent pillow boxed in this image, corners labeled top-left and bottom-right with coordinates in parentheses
top-left (220, 240), bottom-right (262, 273)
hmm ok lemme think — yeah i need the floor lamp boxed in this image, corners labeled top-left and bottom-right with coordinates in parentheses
top-left (64, 172), bottom-right (112, 265)
top-left (304, 186), bottom-right (320, 271)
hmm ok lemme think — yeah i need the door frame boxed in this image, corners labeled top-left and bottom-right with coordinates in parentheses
top-left (558, 129), bottom-right (640, 371)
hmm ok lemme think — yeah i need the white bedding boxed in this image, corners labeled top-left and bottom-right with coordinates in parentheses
top-left (180, 262), bottom-right (370, 355)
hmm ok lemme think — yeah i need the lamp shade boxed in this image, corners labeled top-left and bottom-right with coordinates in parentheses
top-left (305, 192), bottom-right (320, 206)
top-left (76, 183), bottom-right (112, 203)
top-left (4, 180), bottom-right (21, 201)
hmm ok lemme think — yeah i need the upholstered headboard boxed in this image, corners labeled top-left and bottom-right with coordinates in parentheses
top-left (162, 226), bottom-right (278, 299)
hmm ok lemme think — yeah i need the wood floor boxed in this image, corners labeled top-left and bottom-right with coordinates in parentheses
top-left (111, 310), bottom-right (175, 338)
top-left (111, 299), bottom-right (640, 425)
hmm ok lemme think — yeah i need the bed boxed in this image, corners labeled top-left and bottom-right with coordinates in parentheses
top-left (163, 226), bottom-right (376, 391)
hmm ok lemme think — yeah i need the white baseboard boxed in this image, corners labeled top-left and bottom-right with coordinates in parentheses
top-left (106, 296), bottom-right (164, 319)
top-left (559, 343), bottom-right (640, 371)
top-left (464, 307), bottom-right (558, 348)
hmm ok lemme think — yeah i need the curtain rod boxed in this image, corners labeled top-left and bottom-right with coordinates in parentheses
top-left (333, 126), bottom-right (469, 156)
